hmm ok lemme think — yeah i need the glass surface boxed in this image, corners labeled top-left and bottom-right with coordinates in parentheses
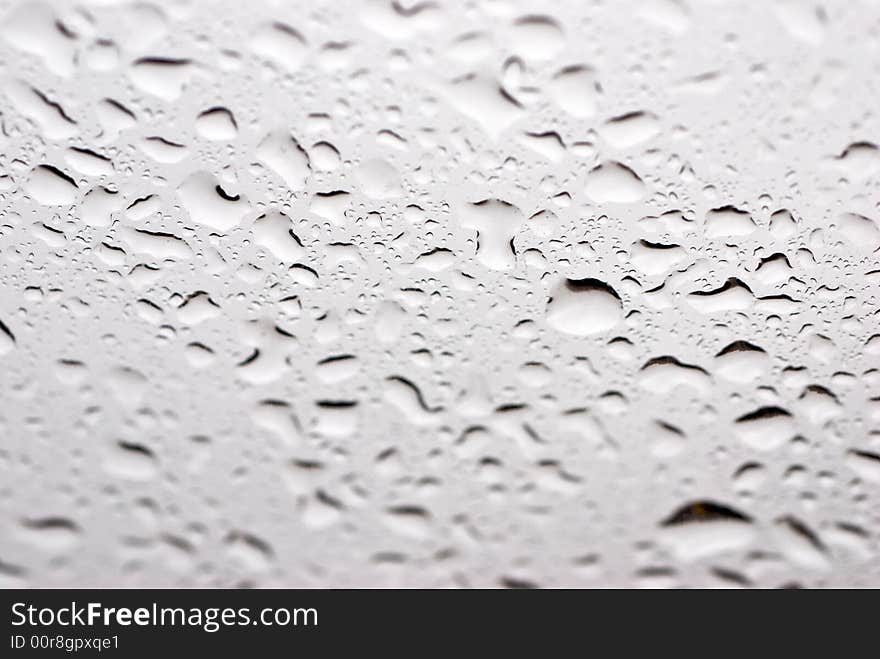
top-left (0, 0), bottom-right (878, 588)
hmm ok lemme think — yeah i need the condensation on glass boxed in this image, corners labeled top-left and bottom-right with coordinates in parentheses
top-left (0, 0), bottom-right (878, 588)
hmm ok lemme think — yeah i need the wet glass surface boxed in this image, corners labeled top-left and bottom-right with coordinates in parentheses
top-left (0, 0), bottom-right (879, 587)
